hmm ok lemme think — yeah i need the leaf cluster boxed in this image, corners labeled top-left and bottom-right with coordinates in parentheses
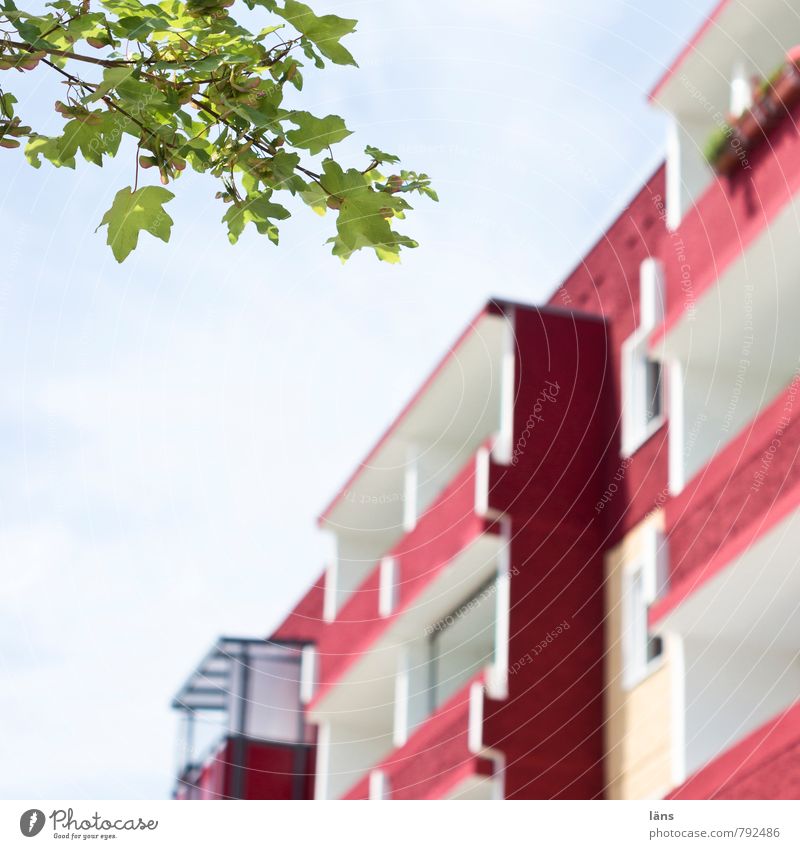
top-left (0, 0), bottom-right (436, 261)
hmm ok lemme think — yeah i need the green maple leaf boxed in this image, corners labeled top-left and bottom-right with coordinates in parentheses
top-left (222, 191), bottom-right (290, 244)
top-left (286, 111), bottom-right (351, 155)
top-left (268, 150), bottom-right (303, 190)
top-left (364, 145), bottom-right (400, 165)
top-left (25, 134), bottom-right (74, 168)
top-left (60, 113), bottom-right (125, 165)
top-left (25, 111), bottom-right (131, 168)
top-left (277, 0), bottom-right (357, 67)
top-left (299, 181), bottom-right (327, 215)
top-left (84, 67), bottom-right (135, 104)
top-left (322, 160), bottom-right (416, 262)
top-left (97, 186), bottom-right (174, 262)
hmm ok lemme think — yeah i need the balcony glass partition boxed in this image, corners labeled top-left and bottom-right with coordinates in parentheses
top-left (172, 637), bottom-right (311, 786)
top-left (428, 574), bottom-right (497, 710)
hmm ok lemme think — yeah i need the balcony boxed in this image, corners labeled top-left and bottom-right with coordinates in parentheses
top-left (341, 676), bottom-right (499, 800)
top-left (309, 446), bottom-right (500, 705)
top-left (175, 736), bottom-right (314, 801)
top-left (653, 375), bottom-right (800, 608)
top-left (657, 80), bottom-right (800, 347)
top-left (650, 0), bottom-right (800, 228)
top-left (654, 162), bottom-right (800, 492)
top-left (651, 497), bottom-right (800, 783)
top-left (668, 699), bottom-right (800, 799)
top-left (306, 445), bottom-right (507, 799)
top-left (172, 637), bottom-right (314, 800)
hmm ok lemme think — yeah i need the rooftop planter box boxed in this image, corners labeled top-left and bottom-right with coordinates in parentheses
top-left (705, 47), bottom-right (800, 175)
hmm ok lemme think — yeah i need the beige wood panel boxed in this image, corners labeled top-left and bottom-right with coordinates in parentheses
top-left (604, 510), bottom-right (676, 800)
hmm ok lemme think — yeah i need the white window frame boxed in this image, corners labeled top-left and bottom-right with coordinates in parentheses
top-left (621, 329), bottom-right (665, 456)
top-left (621, 258), bottom-right (666, 456)
top-left (622, 528), bottom-right (667, 690)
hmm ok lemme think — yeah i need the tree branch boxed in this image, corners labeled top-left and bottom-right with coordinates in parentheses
top-left (40, 56), bottom-right (162, 140)
top-left (6, 38), bottom-right (135, 68)
top-left (18, 33), bottom-right (341, 199)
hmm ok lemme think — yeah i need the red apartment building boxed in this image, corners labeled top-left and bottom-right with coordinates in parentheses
top-left (173, 0), bottom-right (800, 800)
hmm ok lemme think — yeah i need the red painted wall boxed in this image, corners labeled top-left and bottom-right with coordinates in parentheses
top-left (482, 307), bottom-right (612, 798)
top-left (482, 168), bottom-right (674, 796)
top-left (546, 167), bottom-right (670, 546)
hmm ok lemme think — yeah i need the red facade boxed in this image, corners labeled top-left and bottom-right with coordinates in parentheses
top-left (174, 1), bottom-right (800, 800)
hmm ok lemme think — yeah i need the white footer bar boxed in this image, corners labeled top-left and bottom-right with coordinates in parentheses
top-left (2, 800), bottom-right (798, 848)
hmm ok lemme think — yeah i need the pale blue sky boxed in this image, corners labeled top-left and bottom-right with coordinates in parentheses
top-left (0, 0), bottom-right (715, 798)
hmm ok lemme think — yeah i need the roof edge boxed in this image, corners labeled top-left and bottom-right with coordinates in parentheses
top-left (316, 298), bottom-right (502, 526)
top-left (317, 298), bottom-right (609, 527)
top-left (648, 0), bottom-right (731, 103)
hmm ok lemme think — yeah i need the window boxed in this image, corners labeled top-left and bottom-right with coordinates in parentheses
top-left (622, 258), bottom-right (666, 456)
top-left (622, 529), bottom-right (667, 689)
top-left (645, 359), bottom-right (663, 422)
top-left (622, 565), bottom-right (664, 688)
top-left (428, 575), bottom-right (497, 710)
top-left (627, 568), bottom-right (647, 676)
top-left (622, 331), bottom-right (665, 455)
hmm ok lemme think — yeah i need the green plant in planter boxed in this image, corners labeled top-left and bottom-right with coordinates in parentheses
top-left (703, 124), bottom-right (733, 164)
top-left (757, 63), bottom-right (785, 99)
